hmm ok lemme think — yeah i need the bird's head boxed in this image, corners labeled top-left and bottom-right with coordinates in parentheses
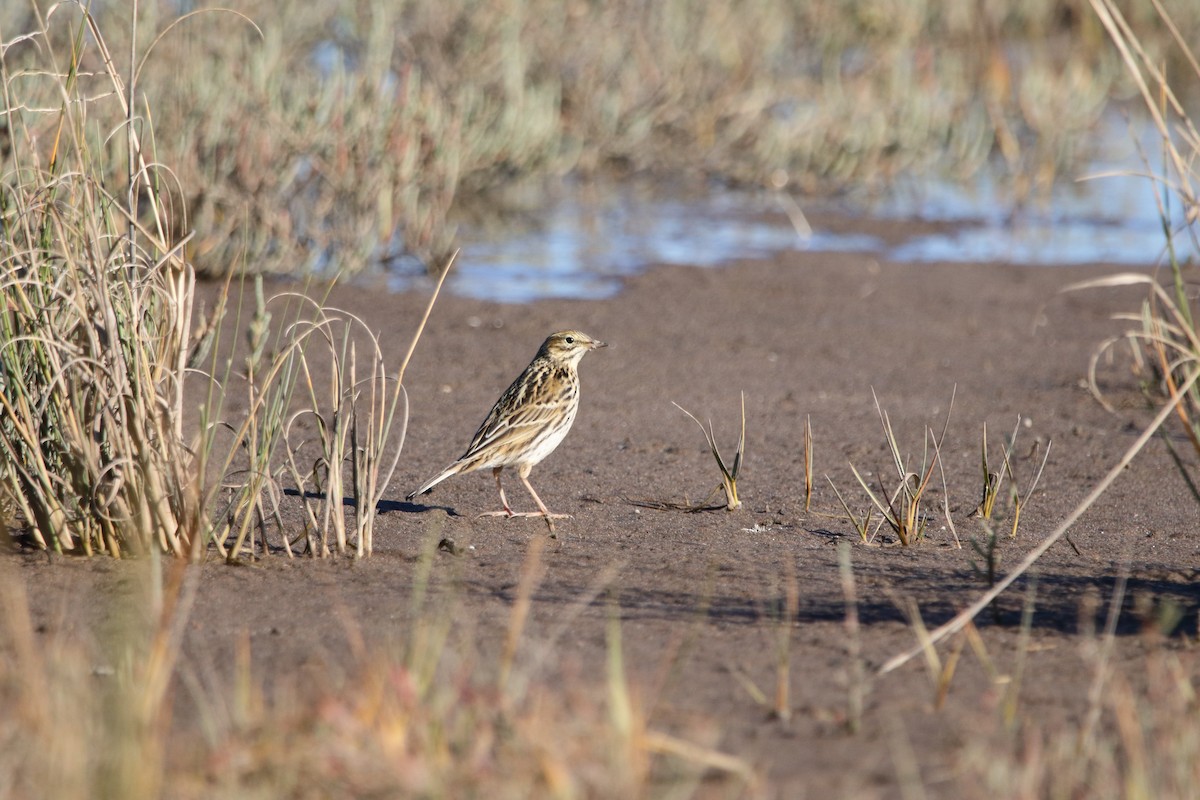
top-left (539, 330), bottom-right (607, 364)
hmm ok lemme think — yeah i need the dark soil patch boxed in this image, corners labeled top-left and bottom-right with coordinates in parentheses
top-left (7, 245), bottom-right (1200, 797)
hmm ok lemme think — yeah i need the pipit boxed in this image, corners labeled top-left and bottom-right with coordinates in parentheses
top-left (407, 330), bottom-right (606, 530)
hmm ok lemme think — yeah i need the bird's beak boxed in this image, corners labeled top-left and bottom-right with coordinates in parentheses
top-left (592, 339), bottom-right (608, 350)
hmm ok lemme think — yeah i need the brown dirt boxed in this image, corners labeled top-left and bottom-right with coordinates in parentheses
top-left (7, 244), bottom-right (1200, 797)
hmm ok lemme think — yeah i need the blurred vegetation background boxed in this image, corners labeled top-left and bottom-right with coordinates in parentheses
top-left (2, 0), bottom-right (1198, 278)
top-left (2, 4), bottom-right (1200, 796)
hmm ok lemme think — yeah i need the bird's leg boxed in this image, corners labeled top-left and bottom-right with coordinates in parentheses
top-left (479, 466), bottom-right (570, 537)
top-left (479, 467), bottom-right (517, 518)
top-left (519, 472), bottom-right (571, 520)
top-left (517, 473), bottom-right (569, 537)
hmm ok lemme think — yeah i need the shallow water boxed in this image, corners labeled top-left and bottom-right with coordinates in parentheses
top-left (426, 187), bottom-right (878, 303)
top-left (392, 115), bottom-right (1198, 303)
top-left (876, 122), bottom-right (1197, 267)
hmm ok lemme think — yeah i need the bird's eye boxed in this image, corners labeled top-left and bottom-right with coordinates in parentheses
top-left (565, 336), bottom-right (575, 344)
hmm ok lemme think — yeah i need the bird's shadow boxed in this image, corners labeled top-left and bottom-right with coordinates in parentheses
top-left (281, 487), bottom-right (459, 516)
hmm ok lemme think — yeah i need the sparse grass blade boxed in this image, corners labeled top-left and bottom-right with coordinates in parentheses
top-left (1004, 435), bottom-right (1052, 539)
top-left (976, 421), bottom-right (1005, 521)
top-left (838, 543), bottom-right (865, 734)
top-left (969, 520), bottom-right (1002, 593)
top-left (501, 535), bottom-right (547, 689)
top-left (773, 560), bottom-right (799, 724)
top-left (673, 392), bottom-right (745, 511)
top-left (826, 475), bottom-right (872, 543)
top-left (803, 413), bottom-right (814, 512)
top-left (931, 428), bottom-right (961, 549)
top-left (1002, 578), bottom-right (1039, 727)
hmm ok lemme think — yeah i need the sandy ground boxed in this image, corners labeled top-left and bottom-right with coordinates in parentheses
top-left (7, 242), bottom-right (1200, 797)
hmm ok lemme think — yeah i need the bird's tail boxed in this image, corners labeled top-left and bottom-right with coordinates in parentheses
top-left (406, 463), bottom-right (462, 501)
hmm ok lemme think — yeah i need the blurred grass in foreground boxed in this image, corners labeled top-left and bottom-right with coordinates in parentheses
top-left (5, 0), bottom-right (1199, 278)
top-left (2, 543), bottom-right (1197, 798)
top-left (1074, 0), bottom-right (1200, 491)
top-left (0, 541), bottom-right (758, 800)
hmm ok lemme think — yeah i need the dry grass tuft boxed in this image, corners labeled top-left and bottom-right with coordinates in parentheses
top-left (0, 4), bottom-right (204, 556)
top-left (833, 389), bottom-right (953, 547)
top-left (0, 7), bottom-right (448, 558)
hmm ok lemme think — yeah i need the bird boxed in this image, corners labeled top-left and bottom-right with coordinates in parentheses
top-left (407, 330), bottom-right (606, 530)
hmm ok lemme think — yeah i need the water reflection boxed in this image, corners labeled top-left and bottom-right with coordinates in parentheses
top-left (432, 188), bottom-right (878, 302)
top-left (391, 115), bottom-right (1196, 303)
top-left (874, 116), bottom-right (1197, 266)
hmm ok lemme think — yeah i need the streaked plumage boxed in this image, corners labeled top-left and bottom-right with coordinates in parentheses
top-left (407, 330), bottom-right (606, 527)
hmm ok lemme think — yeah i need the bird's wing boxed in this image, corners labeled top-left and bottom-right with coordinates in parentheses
top-left (459, 364), bottom-right (567, 461)
top-left (461, 393), bottom-right (562, 460)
